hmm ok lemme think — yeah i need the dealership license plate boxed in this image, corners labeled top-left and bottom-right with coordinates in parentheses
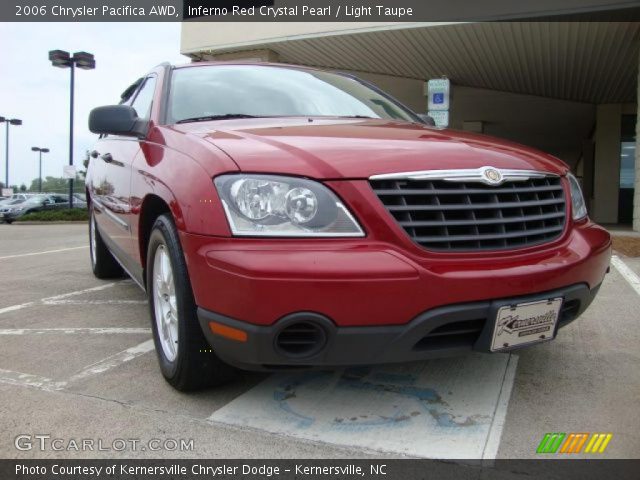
top-left (491, 297), bottom-right (563, 351)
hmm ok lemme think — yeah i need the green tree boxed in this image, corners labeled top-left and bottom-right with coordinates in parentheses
top-left (28, 176), bottom-right (85, 194)
top-left (79, 151), bottom-right (90, 179)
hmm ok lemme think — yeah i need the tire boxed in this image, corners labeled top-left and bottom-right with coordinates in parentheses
top-left (146, 214), bottom-right (236, 391)
top-left (89, 206), bottom-right (123, 279)
top-left (4, 220), bottom-right (13, 224)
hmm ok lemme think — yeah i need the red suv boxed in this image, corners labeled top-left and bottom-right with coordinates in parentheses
top-left (87, 62), bottom-right (611, 391)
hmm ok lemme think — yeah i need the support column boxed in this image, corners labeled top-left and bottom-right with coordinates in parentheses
top-left (593, 105), bottom-right (621, 224)
top-left (634, 54), bottom-right (640, 231)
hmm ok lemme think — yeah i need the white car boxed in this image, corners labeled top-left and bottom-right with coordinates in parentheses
top-left (0, 194), bottom-right (31, 205)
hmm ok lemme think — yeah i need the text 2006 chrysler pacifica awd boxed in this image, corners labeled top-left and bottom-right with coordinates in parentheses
top-left (86, 63), bottom-right (611, 391)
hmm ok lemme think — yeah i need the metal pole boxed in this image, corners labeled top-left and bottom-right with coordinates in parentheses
top-left (38, 151), bottom-right (43, 192)
top-left (4, 122), bottom-right (8, 188)
top-left (68, 63), bottom-right (75, 209)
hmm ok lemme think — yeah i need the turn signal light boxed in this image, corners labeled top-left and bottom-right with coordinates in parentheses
top-left (208, 322), bottom-right (248, 342)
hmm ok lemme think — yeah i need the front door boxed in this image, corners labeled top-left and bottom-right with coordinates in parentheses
top-left (89, 75), bottom-right (157, 275)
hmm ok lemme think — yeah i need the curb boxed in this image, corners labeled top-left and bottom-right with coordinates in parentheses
top-left (11, 221), bottom-right (89, 225)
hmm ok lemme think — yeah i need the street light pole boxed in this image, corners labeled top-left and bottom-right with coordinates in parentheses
top-left (3, 121), bottom-right (7, 188)
top-left (31, 147), bottom-right (50, 192)
top-left (49, 50), bottom-right (95, 209)
top-left (69, 61), bottom-right (75, 207)
top-left (0, 116), bottom-right (23, 190)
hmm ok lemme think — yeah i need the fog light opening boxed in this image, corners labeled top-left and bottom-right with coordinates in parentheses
top-left (275, 321), bottom-right (327, 358)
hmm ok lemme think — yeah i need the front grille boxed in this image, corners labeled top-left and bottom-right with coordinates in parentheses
top-left (370, 176), bottom-right (566, 251)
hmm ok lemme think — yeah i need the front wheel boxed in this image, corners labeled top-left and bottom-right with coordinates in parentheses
top-left (147, 214), bottom-right (236, 391)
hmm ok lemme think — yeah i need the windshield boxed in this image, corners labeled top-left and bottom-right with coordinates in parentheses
top-left (168, 65), bottom-right (418, 124)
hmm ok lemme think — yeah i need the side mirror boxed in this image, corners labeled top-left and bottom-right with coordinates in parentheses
top-left (88, 105), bottom-right (147, 137)
top-left (417, 113), bottom-right (436, 127)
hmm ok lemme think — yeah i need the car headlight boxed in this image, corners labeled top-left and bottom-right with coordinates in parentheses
top-left (214, 174), bottom-right (364, 237)
top-left (567, 173), bottom-right (587, 220)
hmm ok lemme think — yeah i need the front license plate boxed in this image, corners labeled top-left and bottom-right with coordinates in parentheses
top-left (491, 297), bottom-right (563, 351)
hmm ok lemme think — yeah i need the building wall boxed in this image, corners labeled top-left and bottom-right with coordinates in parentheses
top-left (181, 22), bottom-right (418, 56)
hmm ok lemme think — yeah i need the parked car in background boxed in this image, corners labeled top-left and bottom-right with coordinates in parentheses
top-left (0, 193), bottom-right (31, 206)
top-left (0, 194), bottom-right (84, 223)
top-left (71, 193), bottom-right (88, 208)
top-left (0, 198), bottom-right (28, 208)
top-left (87, 62), bottom-right (611, 392)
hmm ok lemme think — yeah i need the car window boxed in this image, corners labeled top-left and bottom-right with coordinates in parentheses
top-left (131, 75), bottom-right (157, 120)
top-left (168, 65), bottom-right (417, 124)
top-left (120, 77), bottom-right (143, 105)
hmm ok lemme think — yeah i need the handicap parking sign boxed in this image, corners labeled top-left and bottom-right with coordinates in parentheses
top-left (427, 78), bottom-right (450, 111)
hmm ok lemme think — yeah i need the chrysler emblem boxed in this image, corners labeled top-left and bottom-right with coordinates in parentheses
top-left (482, 167), bottom-right (503, 185)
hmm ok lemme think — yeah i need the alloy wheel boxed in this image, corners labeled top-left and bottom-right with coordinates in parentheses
top-left (152, 244), bottom-right (179, 362)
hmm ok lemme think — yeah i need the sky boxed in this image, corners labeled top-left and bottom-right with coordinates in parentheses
top-left (0, 22), bottom-right (187, 188)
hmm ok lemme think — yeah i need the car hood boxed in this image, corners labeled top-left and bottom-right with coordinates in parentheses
top-left (172, 118), bottom-right (568, 179)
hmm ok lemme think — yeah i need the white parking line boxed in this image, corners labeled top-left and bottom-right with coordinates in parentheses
top-left (42, 299), bottom-right (147, 306)
top-left (0, 368), bottom-right (62, 391)
top-left (611, 255), bottom-right (640, 297)
top-left (0, 282), bottom-right (123, 316)
top-left (43, 282), bottom-right (129, 302)
top-left (482, 353), bottom-right (519, 460)
top-left (0, 327), bottom-right (151, 336)
top-left (64, 339), bottom-right (155, 385)
top-left (0, 245), bottom-right (88, 260)
top-left (0, 340), bottom-right (155, 391)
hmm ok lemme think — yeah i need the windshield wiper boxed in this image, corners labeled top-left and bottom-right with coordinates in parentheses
top-left (176, 114), bottom-right (259, 124)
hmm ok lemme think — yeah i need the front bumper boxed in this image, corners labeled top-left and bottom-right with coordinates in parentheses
top-left (181, 221), bottom-right (610, 328)
top-left (182, 219), bottom-right (610, 371)
top-left (198, 283), bottom-right (600, 370)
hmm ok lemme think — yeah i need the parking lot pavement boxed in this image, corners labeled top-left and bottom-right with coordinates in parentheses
top-left (616, 254), bottom-right (640, 283)
top-left (1, 223), bottom-right (639, 459)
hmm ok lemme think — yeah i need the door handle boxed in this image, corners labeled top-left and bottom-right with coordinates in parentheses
top-left (90, 150), bottom-right (99, 158)
top-left (101, 153), bottom-right (113, 163)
